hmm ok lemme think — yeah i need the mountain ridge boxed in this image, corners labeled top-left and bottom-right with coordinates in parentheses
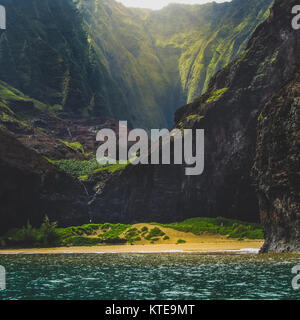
top-left (0, 0), bottom-right (273, 129)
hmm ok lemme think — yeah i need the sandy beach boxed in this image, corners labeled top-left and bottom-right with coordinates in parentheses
top-left (0, 235), bottom-right (264, 254)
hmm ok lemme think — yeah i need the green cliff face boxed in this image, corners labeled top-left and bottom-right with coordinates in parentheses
top-left (75, 0), bottom-right (273, 128)
top-left (0, 0), bottom-right (128, 122)
top-left (0, 0), bottom-right (272, 129)
top-left (133, 0), bottom-right (273, 103)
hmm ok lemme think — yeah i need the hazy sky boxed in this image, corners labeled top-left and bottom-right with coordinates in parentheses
top-left (117, 0), bottom-right (229, 10)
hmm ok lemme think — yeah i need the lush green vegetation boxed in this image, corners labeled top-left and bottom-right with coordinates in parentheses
top-left (98, 223), bottom-right (131, 244)
top-left (92, 162), bottom-right (129, 174)
top-left (56, 222), bottom-right (130, 246)
top-left (151, 217), bottom-right (264, 240)
top-left (53, 158), bottom-right (105, 177)
top-left (59, 140), bottom-right (84, 154)
top-left (0, 217), bottom-right (264, 248)
top-left (53, 158), bottom-right (128, 177)
top-left (1, 221), bottom-right (132, 247)
top-left (145, 227), bottom-right (165, 240)
top-left (1, 216), bottom-right (60, 248)
top-left (206, 88), bottom-right (229, 104)
top-left (123, 228), bottom-right (142, 244)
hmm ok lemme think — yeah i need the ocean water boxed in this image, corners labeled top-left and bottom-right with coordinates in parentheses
top-left (0, 253), bottom-right (299, 300)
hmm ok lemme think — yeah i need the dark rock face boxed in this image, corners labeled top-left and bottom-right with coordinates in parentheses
top-left (90, 0), bottom-right (300, 247)
top-left (252, 72), bottom-right (300, 252)
top-left (89, 165), bottom-right (188, 224)
top-left (0, 129), bottom-right (89, 234)
top-left (14, 115), bottom-right (122, 161)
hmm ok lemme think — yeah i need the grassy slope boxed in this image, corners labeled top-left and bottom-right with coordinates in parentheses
top-left (0, 80), bottom-right (50, 130)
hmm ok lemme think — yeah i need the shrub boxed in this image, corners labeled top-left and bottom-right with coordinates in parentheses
top-left (21, 221), bottom-right (40, 246)
top-left (53, 158), bottom-right (107, 177)
top-left (64, 236), bottom-right (102, 246)
top-left (177, 239), bottom-right (186, 244)
top-left (101, 224), bottom-right (111, 230)
top-left (99, 224), bottom-right (131, 242)
top-left (3, 217), bottom-right (60, 248)
top-left (145, 227), bottom-right (165, 240)
top-left (40, 216), bottom-right (59, 246)
top-left (103, 237), bottom-right (127, 244)
top-left (154, 217), bottom-right (263, 239)
top-left (216, 217), bottom-right (229, 226)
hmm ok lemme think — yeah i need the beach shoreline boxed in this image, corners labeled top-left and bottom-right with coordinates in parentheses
top-left (0, 239), bottom-right (264, 254)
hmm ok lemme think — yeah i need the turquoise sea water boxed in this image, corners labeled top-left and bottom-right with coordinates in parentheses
top-left (0, 253), bottom-right (299, 300)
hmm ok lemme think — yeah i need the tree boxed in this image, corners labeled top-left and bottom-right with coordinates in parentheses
top-left (41, 216), bottom-right (59, 246)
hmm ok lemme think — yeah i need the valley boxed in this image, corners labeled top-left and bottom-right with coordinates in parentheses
top-left (0, 0), bottom-right (299, 254)
top-left (0, 0), bottom-right (272, 128)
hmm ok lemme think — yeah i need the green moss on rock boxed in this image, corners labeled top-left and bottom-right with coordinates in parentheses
top-left (206, 88), bottom-right (228, 104)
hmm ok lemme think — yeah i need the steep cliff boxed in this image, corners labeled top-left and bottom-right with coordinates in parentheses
top-left (0, 0), bottom-right (272, 129)
top-left (0, 0), bottom-right (129, 123)
top-left (253, 71), bottom-right (300, 252)
top-left (89, 0), bottom-right (300, 253)
top-left (135, 0), bottom-right (273, 103)
top-left (0, 128), bottom-right (88, 234)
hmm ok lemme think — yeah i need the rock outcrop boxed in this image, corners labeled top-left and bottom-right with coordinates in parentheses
top-left (253, 71), bottom-right (300, 252)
